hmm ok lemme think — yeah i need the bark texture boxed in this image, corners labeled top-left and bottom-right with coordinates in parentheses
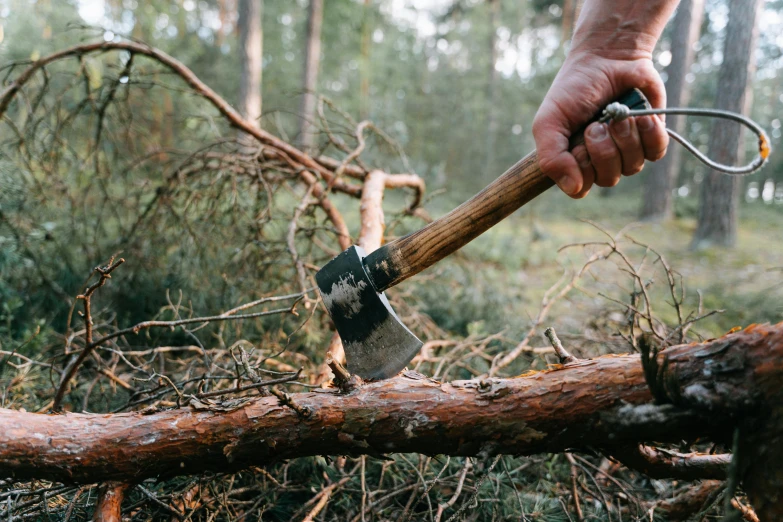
top-left (358, 169), bottom-right (387, 253)
top-left (237, 0), bottom-right (263, 125)
top-left (92, 482), bottom-right (130, 522)
top-left (739, 364), bottom-right (783, 519)
top-left (614, 444), bottom-right (730, 480)
top-left (641, 0), bottom-right (705, 222)
top-left (693, 0), bottom-right (760, 247)
top-left (2, 323), bottom-right (783, 521)
top-left (298, 0), bottom-right (323, 154)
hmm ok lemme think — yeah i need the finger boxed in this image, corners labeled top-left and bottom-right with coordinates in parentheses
top-left (638, 115), bottom-right (669, 161)
top-left (617, 59), bottom-right (667, 112)
top-left (611, 60), bottom-right (670, 162)
top-left (608, 117), bottom-right (645, 176)
top-left (571, 144), bottom-right (595, 198)
top-left (584, 122), bottom-right (622, 187)
top-left (533, 110), bottom-right (583, 197)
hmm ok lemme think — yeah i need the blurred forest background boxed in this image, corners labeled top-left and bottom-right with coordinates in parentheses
top-left (1, 0), bottom-right (782, 520)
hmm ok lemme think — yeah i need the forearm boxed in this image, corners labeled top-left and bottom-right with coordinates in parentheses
top-left (571, 0), bottom-right (680, 58)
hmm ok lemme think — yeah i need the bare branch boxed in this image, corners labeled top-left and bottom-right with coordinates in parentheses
top-left (544, 327), bottom-right (579, 364)
top-left (611, 445), bottom-right (731, 480)
top-left (53, 258), bottom-right (125, 412)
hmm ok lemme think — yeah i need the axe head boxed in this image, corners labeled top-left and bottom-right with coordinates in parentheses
top-left (316, 246), bottom-right (423, 380)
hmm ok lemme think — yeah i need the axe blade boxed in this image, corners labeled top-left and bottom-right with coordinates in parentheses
top-left (316, 246), bottom-right (423, 380)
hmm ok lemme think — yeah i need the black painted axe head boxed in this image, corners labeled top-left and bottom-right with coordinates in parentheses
top-left (316, 246), bottom-right (423, 380)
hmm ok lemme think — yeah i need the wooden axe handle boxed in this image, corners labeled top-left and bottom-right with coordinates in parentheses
top-left (363, 89), bottom-right (649, 293)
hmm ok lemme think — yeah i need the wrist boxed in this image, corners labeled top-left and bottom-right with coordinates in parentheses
top-left (569, 0), bottom-right (678, 60)
top-left (570, 31), bottom-right (658, 61)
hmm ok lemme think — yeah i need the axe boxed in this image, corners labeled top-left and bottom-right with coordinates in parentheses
top-left (315, 89), bottom-right (651, 380)
top-left (316, 87), bottom-right (770, 380)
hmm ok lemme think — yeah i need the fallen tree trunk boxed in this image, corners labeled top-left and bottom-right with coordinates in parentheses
top-left (2, 324), bottom-right (782, 518)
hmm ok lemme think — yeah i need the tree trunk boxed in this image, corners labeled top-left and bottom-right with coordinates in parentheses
top-left (237, 0), bottom-right (263, 128)
top-left (640, 0), bottom-right (705, 222)
top-left (484, 0), bottom-right (500, 175)
top-left (298, 0), bottom-right (324, 154)
top-left (217, 0), bottom-right (230, 46)
top-left (3, 324), bottom-right (783, 518)
top-left (560, 0), bottom-right (581, 42)
top-left (692, 0), bottom-right (760, 248)
top-left (359, 0), bottom-right (371, 120)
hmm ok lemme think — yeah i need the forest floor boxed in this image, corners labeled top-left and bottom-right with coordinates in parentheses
top-left (4, 169), bottom-right (781, 520)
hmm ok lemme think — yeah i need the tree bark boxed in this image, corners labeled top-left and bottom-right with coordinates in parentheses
top-left (357, 169), bottom-right (387, 253)
top-left (237, 0), bottom-right (263, 127)
top-left (693, 0), bottom-right (760, 248)
top-left (92, 482), bottom-right (131, 522)
top-left (640, 0), bottom-right (705, 222)
top-left (359, 0), bottom-right (372, 120)
top-left (560, 0), bottom-right (582, 42)
top-left (298, 0), bottom-right (324, 154)
top-left (3, 323), bottom-right (783, 521)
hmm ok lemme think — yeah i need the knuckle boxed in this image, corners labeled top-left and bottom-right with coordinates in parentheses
top-left (572, 146), bottom-right (589, 165)
top-left (647, 147), bottom-right (667, 162)
top-left (587, 145), bottom-right (617, 163)
top-left (623, 164), bottom-right (644, 176)
top-left (595, 170), bottom-right (621, 188)
top-left (634, 162), bottom-right (646, 174)
top-left (537, 153), bottom-right (558, 174)
top-left (531, 122), bottom-right (542, 139)
top-left (573, 188), bottom-right (591, 199)
top-left (531, 113), bottom-right (548, 137)
top-left (619, 133), bottom-right (643, 149)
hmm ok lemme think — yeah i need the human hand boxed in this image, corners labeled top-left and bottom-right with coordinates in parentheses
top-left (532, 51), bottom-right (670, 198)
top-left (531, 0), bottom-right (679, 198)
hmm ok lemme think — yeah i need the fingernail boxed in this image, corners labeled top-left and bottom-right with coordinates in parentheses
top-left (613, 118), bottom-right (630, 137)
top-left (638, 116), bottom-right (654, 131)
top-left (588, 123), bottom-right (608, 140)
top-left (555, 175), bottom-right (577, 195)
